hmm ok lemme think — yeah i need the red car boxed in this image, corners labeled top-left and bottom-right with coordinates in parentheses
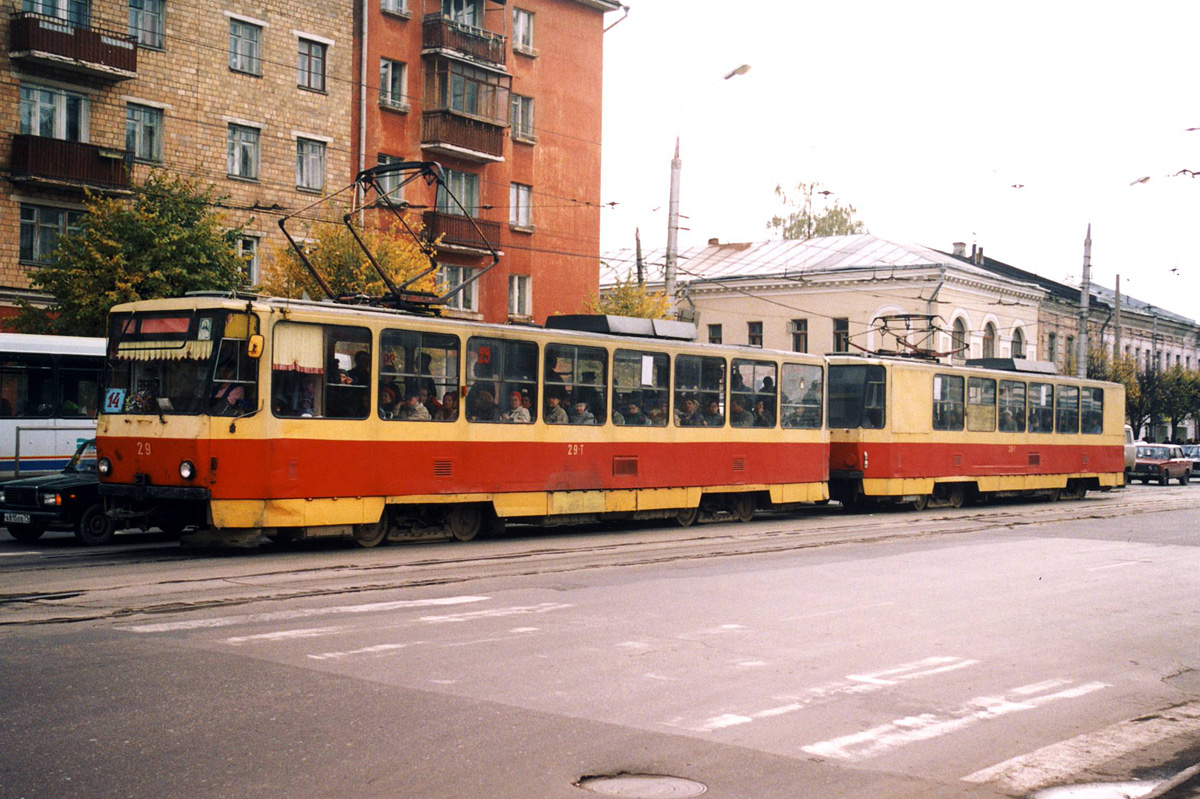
top-left (1131, 444), bottom-right (1192, 486)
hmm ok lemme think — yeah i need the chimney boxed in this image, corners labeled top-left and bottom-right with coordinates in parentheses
top-left (708, 237), bottom-right (720, 246)
top-left (952, 241), bottom-right (966, 257)
top-left (974, 246), bottom-right (984, 265)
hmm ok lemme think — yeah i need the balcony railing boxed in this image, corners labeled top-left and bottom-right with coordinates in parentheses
top-left (422, 15), bottom-right (506, 65)
top-left (10, 135), bottom-right (131, 190)
top-left (423, 211), bottom-right (501, 253)
top-left (9, 12), bottom-right (138, 79)
top-left (421, 111), bottom-right (505, 162)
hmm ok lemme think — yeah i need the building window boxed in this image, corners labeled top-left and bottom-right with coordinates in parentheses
top-left (509, 183), bottom-right (532, 228)
top-left (125, 103), bottom-right (162, 163)
top-left (443, 265), bottom-right (478, 312)
top-left (437, 169), bottom-right (479, 216)
top-left (297, 39), bottom-right (327, 92)
top-left (1012, 327), bottom-right (1026, 359)
top-left (229, 18), bottom-right (262, 75)
top-left (238, 236), bottom-right (259, 284)
top-left (1047, 332), bottom-right (1058, 364)
top-left (748, 321), bottom-right (763, 348)
top-left (708, 324), bottom-right (722, 345)
top-left (379, 58), bottom-right (408, 110)
top-left (790, 318), bottom-right (808, 353)
top-left (513, 8), bottom-right (534, 53)
top-left (951, 318), bottom-right (968, 358)
top-left (19, 204), bottom-right (83, 264)
top-left (23, 0), bottom-right (89, 25)
top-left (129, 0), bottom-right (164, 48)
top-left (510, 94), bottom-right (535, 142)
top-left (983, 322), bottom-right (996, 359)
top-left (427, 58), bottom-right (510, 125)
top-left (509, 274), bottom-right (530, 317)
top-left (375, 154), bottom-right (404, 202)
top-left (381, 0), bottom-right (408, 15)
top-left (833, 318), bottom-right (850, 353)
top-left (19, 84), bottom-right (87, 142)
top-left (226, 123), bottom-right (260, 180)
top-left (296, 138), bottom-right (326, 192)
top-left (1065, 335), bottom-right (1075, 373)
top-left (442, 0), bottom-right (481, 26)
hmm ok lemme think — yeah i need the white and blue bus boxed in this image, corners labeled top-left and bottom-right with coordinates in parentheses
top-left (0, 332), bottom-right (105, 479)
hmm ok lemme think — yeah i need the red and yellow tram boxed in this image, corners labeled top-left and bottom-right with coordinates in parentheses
top-left (825, 354), bottom-right (1125, 509)
top-left (96, 295), bottom-right (829, 545)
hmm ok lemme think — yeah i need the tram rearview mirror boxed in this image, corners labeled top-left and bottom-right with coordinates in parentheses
top-left (247, 335), bottom-right (264, 359)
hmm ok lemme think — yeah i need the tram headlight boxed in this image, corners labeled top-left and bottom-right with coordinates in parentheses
top-left (179, 460), bottom-right (196, 481)
top-left (97, 458), bottom-right (111, 477)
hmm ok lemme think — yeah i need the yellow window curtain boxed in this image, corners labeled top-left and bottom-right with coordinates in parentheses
top-left (272, 323), bottom-right (324, 374)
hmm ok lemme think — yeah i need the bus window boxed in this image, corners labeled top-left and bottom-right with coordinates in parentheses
top-left (732, 359), bottom-right (777, 428)
top-left (675, 354), bottom-right (725, 427)
top-left (967, 377), bottom-right (996, 432)
top-left (379, 330), bottom-right (460, 421)
top-left (467, 337), bottom-right (537, 423)
top-left (59, 356), bottom-right (100, 418)
top-left (0, 353), bottom-right (53, 417)
top-left (1081, 387), bottom-right (1104, 434)
top-left (1029, 382), bottom-right (1053, 433)
top-left (999, 380), bottom-right (1026, 432)
top-left (827, 364), bottom-right (885, 429)
top-left (546, 343), bottom-right (607, 425)
top-left (612, 349), bottom-right (668, 426)
top-left (932, 374), bottom-right (964, 431)
top-left (780, 363), bottom-right (823, 428)
top-left (1055, 384), bottom-right (1079, 434)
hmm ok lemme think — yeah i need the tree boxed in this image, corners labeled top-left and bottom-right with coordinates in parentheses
top-left (1089, 352), bottom-right (1143, 434)
top-left (262, 215), bottom-right (438, 300)
top-left (766, 181), bottom-right (868, 240)
top-left (586, 271), bottom-right (671, 319)
top-left (15, 173), bottom-right (247, 337)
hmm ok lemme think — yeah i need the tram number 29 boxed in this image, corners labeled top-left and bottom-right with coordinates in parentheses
top-left (137, 441), bottom-right (153, 456)
top-left (567, 444), bottom-right (585, 457)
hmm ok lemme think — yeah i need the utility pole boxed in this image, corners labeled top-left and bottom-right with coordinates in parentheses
top-left (1112, 274), bottom-right (1121, 362)
top-left (1077, 223), bottom-right (1091, 379)
top-left (664, 139), bottom-right (681, 311)
top-left (635, 227), bottom-right (644, 286)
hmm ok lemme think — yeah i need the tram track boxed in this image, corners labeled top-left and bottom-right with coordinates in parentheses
top-left (0, 488), bottom-right (1187, 628)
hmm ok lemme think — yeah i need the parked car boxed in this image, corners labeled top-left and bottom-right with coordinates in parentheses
top-left (1183, 444), bottom-right (1200, 474)
top-left (1130, 444), bottom-right (1192, 486)
top-left (0, 439), bottom-right (114, 545)
top-left (1124, 425), bottom-right (1138, 483)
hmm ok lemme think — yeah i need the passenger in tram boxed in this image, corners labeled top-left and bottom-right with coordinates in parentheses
top-left (396, 390), bottom-right (431, 421)
top-left (760, 375), bottom-right (776, 395)
top-left (468, 389), bottom-right (501, 422)
top-left (702, 398), bottom-right (724, 427)
top-left (436, 392), bottom-right (459, 421)
top-left (677, 396), bottom-right (703, 426)
top-left (503, 390), bottom-right (531, 423)
top-left (298, 377), bottom-right (319, 417)
top-left (571, 400), bottom-right (596, 425)
top-left (211, 362), bottom-right (245, 414)
top-left (545, 391), bottom-right (569, 424)
top-left (754, 398), bottom-right (775, 428)
top-left (998, 408), bottom-right (1017, 432)
top-left (347, 351), bottom-right (371, 385)
top-left (379, 383), bottom-right (400, 418)
top-left (416, 353), bottom-right (437, 397)
top-left (729, 396), bottom-right (755, 427)
top-left (622, 399), bottom-right (649, 426)
top-left (418, 386), bottom-right (441, 416)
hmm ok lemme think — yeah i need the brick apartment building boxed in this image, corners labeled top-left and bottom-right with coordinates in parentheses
top-left (0, 0), bottom-right (618, 327)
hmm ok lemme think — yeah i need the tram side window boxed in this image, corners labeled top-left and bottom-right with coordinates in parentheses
top-left (271, 323), bottom-right (370, 419)
top-left (1028, 382), bottom-right (1053, 433)
top-left (827, 364), bottom-right (885, 429)
top-left (467, 337), bottom-right (538, 423)
top-left (612, 349), bottom-right (668, 426)
top-left (210, 337), bottom-right (258, 416)
top-left (966, 377), bottom-right (996, 432)
top-left (674, 354), bottom-right (726, 427)
top-left (932, 374), bottom-right (964, 431)
top-left (1055, 384), bottom-right (1079, 434)
top-left (379, 330), bottom-right (460, 421)
top-left (58, 356), bottom-right (100, 418)
top-left (780, 363), bottom-right (823, 428)
top-left (546, 343), bottom-right (607, 425)
top-left (999, 380), bottom-right (1026, 432)
top-left (0, 354), bottom-right (53, 417)
top-left (1080, 387), bottom-right (1104, 434)
top-left (732, 358), bottom-right (777, 428)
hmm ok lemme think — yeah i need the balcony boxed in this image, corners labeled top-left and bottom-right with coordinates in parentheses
top-left (10, 135), bottom-right (131, 191)
top-left (9, 12), bottom-right (138, 80)
top-left (423, 211), bottom-right (501, 254)
top-left (422, 15), bottom-right (506, 66)
top-left (421, 111), bottom-right (505, 163)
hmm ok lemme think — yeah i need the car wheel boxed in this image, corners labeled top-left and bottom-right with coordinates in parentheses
top-left (1182, 471), bottom-right (1191, 486)
top-left (6, 522), bottom-right (47, 543)
top-left (1159, 472), bottom-right (1169, 487)
top-left (75, 503), bottom-right (115, 546)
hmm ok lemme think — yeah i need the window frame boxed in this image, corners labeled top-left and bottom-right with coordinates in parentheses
top-left (296, 137), bottom-right (326, 192)
top-left (673, 354), bottom-right (725, 428)
top-left (125, 102), bottom-right (163, 163)
top-left (545, 343), bottom-right (608, 425)
top-left (129, 0), bottom-right (165, 49)
top-left (1055, 384), bottom-right (1079, 434)
top-left (466, 336), bottom-right (538, 424)
top-left (508, 274), bottom-right (531, 318)
top-left (998, 379), bottom-right (1026, 433)
top-left (442, 265), bottom-right (479, 312)
top-left (226, 123), bottom-right (260, 180)
top-left (611, 349), bottom-right (669, 427)
top-left (379, 58), bottom-right (409, 110)
top-left (966, 376), bottom-right (996, 432)
top-left (707, 325), bottom-right (722, 345)
top-left (19, 83), bottom-right (88, 142)
top-left (228, 18), bottom-right (263, 76)
top-left (1028, 381), bottom-right (1054, 433)
top-left (731, 358), bottom-right (777, 428)
top-left (297, 38), bottom-right (328, 92)
top-left (747, 321), bottom-right (763, 348)
top-left (509, 182), bottom-right (533, 229)
top-left (510, 94), bottom-right (535, 141)
top-left (19, 203), bottom-right (84, 264)
top-left (378, 329), bottom-right (461, 422)
top-left (790, 318), bottom-right (808, 353)
top-left (932, 373), bottom-right (964, 431)
top-left (513, 7), bottom-right (534, 53)
top-left (780, 362), bottom-right (823, 429)
top-left (436, 168), bottom-right (480, 216)
top-left (833, 318), bottom-right (849, 353)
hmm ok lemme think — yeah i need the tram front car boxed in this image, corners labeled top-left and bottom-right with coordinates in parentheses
top-left (97, 297), bottom-right (263, 538)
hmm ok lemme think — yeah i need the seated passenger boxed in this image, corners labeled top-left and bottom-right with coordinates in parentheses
top-left (436, 392), bottom-right (459, 421)
top-left (468, 390), bottom-right (501, 422)
top-left (623, 400), bottom-right (649, 426)
top-left (396, 390), bottom-right (431, 421)
top-left (418, 387), bottom-right (441, 416)
top-left (211, 363), bottom-right (245, 414)
top-left (379, 383), bottom-right (400, 419)
top-left (677, 397), bottom-right (703, 426)
top-left (503, 390), bottom-right (531, 423)
top-left (754, 398), bottom-right (775, 428)
top-left (729, 396), bottom-right (755, 427)
top-left (347, 350), bottom-right (371, 385)
top-left (571, 400), bottom-right (596, 425)
top-left (545, 393), bottom-right (569, 424)
top-left (702, 398), bottom-right (724, 427)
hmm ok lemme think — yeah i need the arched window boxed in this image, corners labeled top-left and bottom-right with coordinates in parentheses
top-left (1012, 327), bottom-right (1025, 359)
top-left (952, 318), bottom-right (968, 358)
top-left (982, 323), bottom-right (996, 359)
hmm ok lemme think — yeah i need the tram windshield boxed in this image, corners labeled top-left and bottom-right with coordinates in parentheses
top-left (827, 364), bottom-right (885, 429)
top-left (103, 310), bottom-right (260, 416)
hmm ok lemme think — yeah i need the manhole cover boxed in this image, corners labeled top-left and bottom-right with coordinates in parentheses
top-left (576, 773), bottom-right (708, 797)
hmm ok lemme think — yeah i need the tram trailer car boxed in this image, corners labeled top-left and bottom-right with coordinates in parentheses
top-left (96, 296), bottom-right (830, 546)
top-left (825, 355), bottom-right (1125, 509)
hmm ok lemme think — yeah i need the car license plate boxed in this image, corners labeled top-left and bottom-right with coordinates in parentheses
top-left (4, 512), bottom-right (32, 525)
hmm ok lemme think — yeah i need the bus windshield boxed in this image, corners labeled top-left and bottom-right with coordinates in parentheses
top-left (103, 310), bottom-right (260, 416)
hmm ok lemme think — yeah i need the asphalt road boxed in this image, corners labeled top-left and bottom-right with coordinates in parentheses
top-left (2, 486), bottom-right (1198, 799)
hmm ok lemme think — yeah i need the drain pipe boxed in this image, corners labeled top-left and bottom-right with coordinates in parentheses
top-left (357, 0), bottom-right (369, 220)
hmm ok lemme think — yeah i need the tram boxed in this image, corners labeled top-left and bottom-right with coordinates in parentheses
top-left (825, 354), bottom-right (1125, 509)
top-left (95, 296), bottom-right (829, 545)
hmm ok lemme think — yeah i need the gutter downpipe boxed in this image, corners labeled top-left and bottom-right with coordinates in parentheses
top-left (358, 0), bottom-right (369, 223)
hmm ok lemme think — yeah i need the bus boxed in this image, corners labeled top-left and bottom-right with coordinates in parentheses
top-left (0, 332), bottom-right (105, 479)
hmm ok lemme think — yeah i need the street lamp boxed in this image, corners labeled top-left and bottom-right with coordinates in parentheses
top-left (664, 64), bottom-right (751, 317)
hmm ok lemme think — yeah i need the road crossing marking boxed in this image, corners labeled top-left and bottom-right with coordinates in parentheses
top-left (418, 602), bottom-right (574, 624)
top-left (308, 642), bottom-right (421, 661)
top-left (224, 626), bottom-right (346, 645)
top-left (802, 679), bottom-right (1109, 761)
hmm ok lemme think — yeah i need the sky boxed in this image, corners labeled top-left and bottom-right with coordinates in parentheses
top-left (597, 0), bottom-right (1200, 318)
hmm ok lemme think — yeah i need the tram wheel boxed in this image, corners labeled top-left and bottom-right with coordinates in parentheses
top-left (1046, 488), bottom-right (1062, 502)
top-left (911, 495), bottom-right (929, 511)
top-left (944, 485), bottom-right (965, 509)
top-left (445, 505), bottom-right (482, 542)
top-left (732, 495), bottom-right (756, 523)
top-left (675, 507), bottom-right (700, 528)
top-left (352, 517), bottom-right (388, 548)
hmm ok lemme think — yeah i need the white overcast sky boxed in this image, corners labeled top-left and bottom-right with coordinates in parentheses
top-left (598, 0), bottom-right (1200, 317)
